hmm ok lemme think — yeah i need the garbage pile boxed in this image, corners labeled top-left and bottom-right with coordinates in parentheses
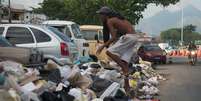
top-left (0, 57), bottom-right (166, 101)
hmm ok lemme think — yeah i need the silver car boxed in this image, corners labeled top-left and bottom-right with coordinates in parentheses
top-left (0, 36), bottom-right (44, 67)
top-left (0, 24), bottom-right (78, 65)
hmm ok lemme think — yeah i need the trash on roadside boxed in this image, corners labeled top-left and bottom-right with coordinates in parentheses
top-left (0, 54), bottom-right (165, 101)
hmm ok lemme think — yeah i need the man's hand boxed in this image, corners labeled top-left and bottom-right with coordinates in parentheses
top-left (96, 44), bottom-right (105, 55)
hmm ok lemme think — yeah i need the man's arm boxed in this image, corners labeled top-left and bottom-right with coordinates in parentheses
top-left (103, 19), bottom-right (117, 47)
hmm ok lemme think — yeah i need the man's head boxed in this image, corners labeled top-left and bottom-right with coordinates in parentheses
top-left (96, 6), bottom-right (113, 21)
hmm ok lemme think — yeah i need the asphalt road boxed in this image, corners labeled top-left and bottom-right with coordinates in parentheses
top-left (157, 57), bottom-right (201, 101)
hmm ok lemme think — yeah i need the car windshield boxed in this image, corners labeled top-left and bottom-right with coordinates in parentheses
top-left (50, 25), bottom-right (72, 38)
top-left (145, 45), bottom-right (162, 51)
top-left (71, 24), bottom-right (83, 39)
top-left (46, 26), bottom-right (71, 42)
top-left (82, 30), bottom-right (99, 40)
top-left (51, 26), bottom-right (66, 33)
top-left (0, 36), bottom-right (12, 47)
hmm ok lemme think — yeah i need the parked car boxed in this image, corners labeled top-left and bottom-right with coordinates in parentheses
top-left (43, 20), bottom-right (89, 58)
top-left (158, 43), bottom-right (169, 50)
top-left (0, 36), bottom-right (44, 67)
top-left (0, 36), bottom-right (12, 47)
top-left (80, 25), bottom-right (108, 61)
top-left (0, 24), bottom-right (75, 65)
top-left (138, 44), bottom-right (167, 64)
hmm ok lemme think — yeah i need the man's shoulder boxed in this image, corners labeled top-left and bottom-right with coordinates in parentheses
top-left (107, 17), bottom-right (120, 25)
top-left (108, 17), bottom-right (119, 22)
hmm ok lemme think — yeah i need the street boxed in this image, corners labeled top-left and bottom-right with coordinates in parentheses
top-left (157, 57), bottom-right (201, 101)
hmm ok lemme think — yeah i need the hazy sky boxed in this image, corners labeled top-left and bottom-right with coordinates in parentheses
top-left (143, 0), bottom-right (201, 18)
top-left (6, 0), bottom-right (201, 18)
top-left (3, 0), bottom-right (43, 10)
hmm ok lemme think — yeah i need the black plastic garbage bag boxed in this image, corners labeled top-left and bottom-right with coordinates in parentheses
top-left (40, 92), bottom-right (58, 101)
top-left (48, 69), bottom-right (62, 84)
top-left (90, 76), bottom-right (113, 97)
top-left (103, 96), bottom-right (128, 101)
top-left (40, 87), bottom-right (74, 101)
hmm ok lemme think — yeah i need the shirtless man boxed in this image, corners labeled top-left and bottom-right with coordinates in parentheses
top-left (96, 6), bottom-right (141, 92)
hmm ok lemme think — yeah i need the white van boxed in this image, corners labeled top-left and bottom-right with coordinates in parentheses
top-left (43, 20), bottom-right (89, 58)
top-left (158, 43), bottom-right (169, 50)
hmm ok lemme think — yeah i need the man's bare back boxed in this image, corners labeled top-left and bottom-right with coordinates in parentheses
top-left (107, 17), bottom-right (135, 34)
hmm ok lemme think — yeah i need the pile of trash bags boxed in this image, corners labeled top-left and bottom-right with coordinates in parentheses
top-left (0, 56), bottom-right (165, 101)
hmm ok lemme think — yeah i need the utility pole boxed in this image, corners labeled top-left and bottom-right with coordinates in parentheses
top-left (0, 0), bottom-right (2, 23)
top-left (181, 7), bottom-right (184, 46)
top-left (180, 4), bottom-right (184, 46)
top-left (8, 0), bottom-right (11, 23)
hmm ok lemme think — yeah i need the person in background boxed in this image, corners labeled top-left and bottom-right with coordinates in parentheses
top-left (188, 41), bottom-right (197, 51)
top-left (96, 6), bottom-right (141, 93)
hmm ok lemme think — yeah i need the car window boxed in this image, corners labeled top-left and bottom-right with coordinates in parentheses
top-left (71, 24), bottom-right (83, 38)
top-left (50, 25), bottom-right (72, 38)
top-left (98, 30), bottom-right (103, 40)
top-left (6, 27), bottom-right (34, 44)
top-left (65, 26), bottom-right (72, 38)
top-left (0, 37), bottom-right (12, 47)
top-left (82, 30), bottom-right (99, 40)
top-left (0, 27), bottom-right (5, 35)
top-left (145, 46), bottom-right (162, 51)
top-left (30, 28), bottom-right (51, 42)
top-left (47, 26), bottom-right (71, 42)
top-left (52, 26), bottom-right (65, 33)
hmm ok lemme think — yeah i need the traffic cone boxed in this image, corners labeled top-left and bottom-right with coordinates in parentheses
top-left (169, 51), bottom-right (173, 56)
top-left (183, 50), bottom-right (186, 56)
top-left (198, 50), bottom-right (201, 58)
top-left (173, 50), bottom-right (176, 56)
top-left (186, 50), bottom-right (190, 56)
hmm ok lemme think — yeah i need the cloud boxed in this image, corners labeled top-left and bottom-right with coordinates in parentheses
top-left (143, 0), bottom-right (201, 18)
top-left (190, 0), bottom-right (201, 11)
top-left (142, 4), bottom-right (163, 18)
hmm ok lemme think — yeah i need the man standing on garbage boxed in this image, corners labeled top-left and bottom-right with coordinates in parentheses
top-left (96, 6), bottom-right (141, 93)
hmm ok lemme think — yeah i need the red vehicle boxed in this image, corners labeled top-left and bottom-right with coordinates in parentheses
top-left (138, 44), bottom-right (167, 64)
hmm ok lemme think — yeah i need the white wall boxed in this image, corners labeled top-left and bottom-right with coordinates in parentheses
top-left (2, 0), bottom-right (43, 10)
top-left (24, 12), bottom-right (47, 24)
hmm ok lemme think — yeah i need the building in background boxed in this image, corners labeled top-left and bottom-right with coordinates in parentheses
top-left (0, 0), bottom-right (46, 24)
top-left (135, 29), bottom-right (153, 42)
top-left (138, 32), bottom-right (153, 42)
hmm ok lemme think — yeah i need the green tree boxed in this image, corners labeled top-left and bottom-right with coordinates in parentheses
top-left (160, 25), bottom-right (201, 45)
top-left (36, 0), bottom-right (179, 24)
top-left (183, 24), bottom-right (196, 33)
top-left (35, 0), bottom-right (68, 19)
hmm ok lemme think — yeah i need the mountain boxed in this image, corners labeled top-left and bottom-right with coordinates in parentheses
top-left (137, 5), bottom-right (201, 36)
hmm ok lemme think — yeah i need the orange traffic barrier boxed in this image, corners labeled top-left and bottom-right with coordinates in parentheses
top-left (169, 51), bottom-right (173, 56)
top-left (199, 50), bottom-right (201, 58)
top-left (183, 50), bottom-right (186, 56)
top-left (184, 50), bottom-right (187, 56)
top-left (175, 51), bottom-right (178, 56)
top-left (173, 50), bottom-right (177, 56)
top-left (177, 50), bottom-right (180, 56)
top-left (178, 50), bottom-right (181, 56)
top-left (172, 51), bottom-right (174, 56)
top-left (198, 50), bottom-right (201, 58)
top-left (197, 50), bottom-right (199, 58)
top-left (181, 50), bottom-right (184, 56)
top-left (186, 50), bottom-right (190, 56)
